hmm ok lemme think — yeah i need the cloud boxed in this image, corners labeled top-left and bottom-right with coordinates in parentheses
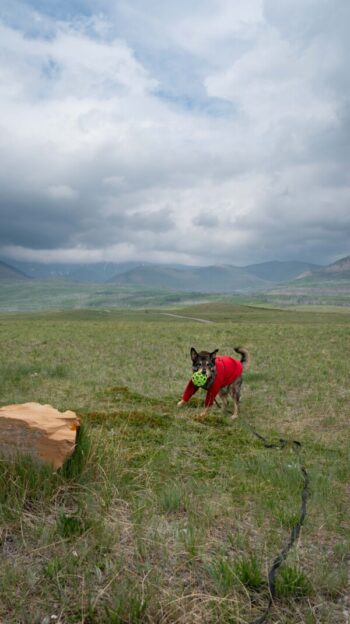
top-left (47, 185), bottom-right (78, 200)
top-left (193, 212), bottom-right (220, 228)
top-left (0, 0), bottom-right (349, 266)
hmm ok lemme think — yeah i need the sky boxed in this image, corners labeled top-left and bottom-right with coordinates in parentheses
top-left (0, 0), bottom-right (349, 267)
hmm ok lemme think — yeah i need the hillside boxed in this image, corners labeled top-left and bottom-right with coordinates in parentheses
top-left (0, 279), bottom-right (214, 312)
top-left (244, 260), bottom-right (321, 282)
top-left (0, 260), bottom-right (29, 281)
top-left (109, 264), bottom-right (269, 293)
top-left (311, 254), bottom-right (350, 278)
top-left (284, 254), bottom-right (350, 286)
top-left (252, 254), bottom-right (350, 306)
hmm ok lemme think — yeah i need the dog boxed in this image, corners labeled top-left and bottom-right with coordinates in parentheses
top-left (177, 347), bottom-right (250, 418)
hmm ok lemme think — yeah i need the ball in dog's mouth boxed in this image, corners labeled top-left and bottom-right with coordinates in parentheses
top-left (192, 371), bottom-right (207, 387)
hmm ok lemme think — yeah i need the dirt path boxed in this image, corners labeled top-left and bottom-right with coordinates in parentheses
top-left (159, 312), bottom-right (213, 324)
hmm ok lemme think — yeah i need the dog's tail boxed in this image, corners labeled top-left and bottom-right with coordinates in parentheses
top-left (234, 347), bottom-right (251, 370)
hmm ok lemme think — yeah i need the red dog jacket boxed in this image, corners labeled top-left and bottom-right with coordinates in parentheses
top-left (182, 355), bottom-right (243, 407)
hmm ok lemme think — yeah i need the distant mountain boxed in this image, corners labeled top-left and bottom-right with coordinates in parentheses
top-left (260, 254), bottom-right (350, 306)
top-left (314, 255), bottom-right (350, 277)
top-left (66, 262), bottom-right (143, 282)
top-left (2, 256), bottom-right (348, 291)
top-left (2, 260), bottom-right (144, 282)
top-left (0, 260), bottom-right (29, 281)
top-left (290, 255), bottom-right (350, 283)
top-left (244, 261), bottom-right (322, 283)
top-left (109, 264), bottom-right (269, 293)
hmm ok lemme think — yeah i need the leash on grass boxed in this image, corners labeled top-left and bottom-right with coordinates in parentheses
top-left (244, 424), bottom-right (310, 624)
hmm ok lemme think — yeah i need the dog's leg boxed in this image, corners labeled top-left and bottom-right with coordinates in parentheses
top-left (231, 377), bottom-right (242, 419)
top-left (219, 388), bottom-right (228, 413)
top-left (232, 397), bottom-right (239, 419)
top-left (221, 395), bottom-right (228, 413)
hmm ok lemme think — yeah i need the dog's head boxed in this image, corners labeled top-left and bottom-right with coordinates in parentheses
top-left (190, 347), bottom-right (218, 381)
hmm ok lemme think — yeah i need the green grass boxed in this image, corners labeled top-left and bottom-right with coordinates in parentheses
top-left (0, 279), bottom-right (215, 312)
top-left (0, 303), bottom-right (349, 623)
top-left (275, 565), bottom-right (312, 598)
top-left (1, 275), bottom-right (349, 313)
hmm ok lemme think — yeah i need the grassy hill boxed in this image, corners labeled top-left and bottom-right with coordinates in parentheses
top-left (0, 303), bottom-right (349, 623)
top-left (1, 275), bottom-right (350, 312)
top-left (0, 279), bottom-right (214, 312)
top-left (259, 270), bottom-right (350, 307)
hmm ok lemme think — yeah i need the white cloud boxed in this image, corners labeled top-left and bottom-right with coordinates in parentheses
top-left (0, 1), bottom-right (349, 266)
top-left (47, 185), bottom-right (78, 200)
top-left (167, 0), bottom-right (264, 57)
top-left (205, 27), bottom-right (337, 131)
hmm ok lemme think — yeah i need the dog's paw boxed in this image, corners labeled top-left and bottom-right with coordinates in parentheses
top-left (177, 400), bottom-right (185, 407)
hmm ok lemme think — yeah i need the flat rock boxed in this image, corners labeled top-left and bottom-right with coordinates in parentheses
top-left (0, 402), bottom-right (80, 470)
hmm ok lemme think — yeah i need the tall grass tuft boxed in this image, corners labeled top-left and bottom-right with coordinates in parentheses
top-left (275, 565), bottom-right (312, 598)
top-left (60, 422), bottom-right (91, 480)
top-left (234, 555), bottom-right (264, 591)
top-left (0, 456), bottom-right (58, 521)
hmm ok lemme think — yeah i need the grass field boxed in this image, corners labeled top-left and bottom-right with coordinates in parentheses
top-left (0, 280), bottom-right (212, 312)
top-left (0, 303), bottom-right (349, 623)
top-left (1, 277), bottom-right (350, 313)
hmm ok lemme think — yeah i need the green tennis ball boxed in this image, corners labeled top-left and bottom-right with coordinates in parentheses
top-left (192, 371), bottom-right (207, 387)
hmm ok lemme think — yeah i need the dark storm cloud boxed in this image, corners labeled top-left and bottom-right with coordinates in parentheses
top-left (0, 191), bottom-right (80, 249)
top-left (0, 187), bottom-right (174, 250)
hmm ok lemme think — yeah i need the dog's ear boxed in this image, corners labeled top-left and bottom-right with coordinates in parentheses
top-left (190, 347), bottom-right (198, 362)
top-left (210, 349), bottom-right (219, 360)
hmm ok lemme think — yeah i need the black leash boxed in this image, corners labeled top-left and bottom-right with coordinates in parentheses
top-left (206, 398), bottom-right (310, 622)
top-left (246, 425), bottom-right (310, 624)
top-left (250, 428), bottom-right (301, 450)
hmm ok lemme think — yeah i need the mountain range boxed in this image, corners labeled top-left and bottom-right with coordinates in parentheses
top-left (0, 256), bottom-right (349, 294)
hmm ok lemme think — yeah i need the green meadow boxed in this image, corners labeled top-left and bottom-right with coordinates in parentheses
top-left (0, 303), bottom-right (349, 623)
top-left (0, 279), bottom-right (212, 312)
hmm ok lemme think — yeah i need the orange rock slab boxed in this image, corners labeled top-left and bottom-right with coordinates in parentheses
top-left (0, 402), bottom-right (80, 470)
